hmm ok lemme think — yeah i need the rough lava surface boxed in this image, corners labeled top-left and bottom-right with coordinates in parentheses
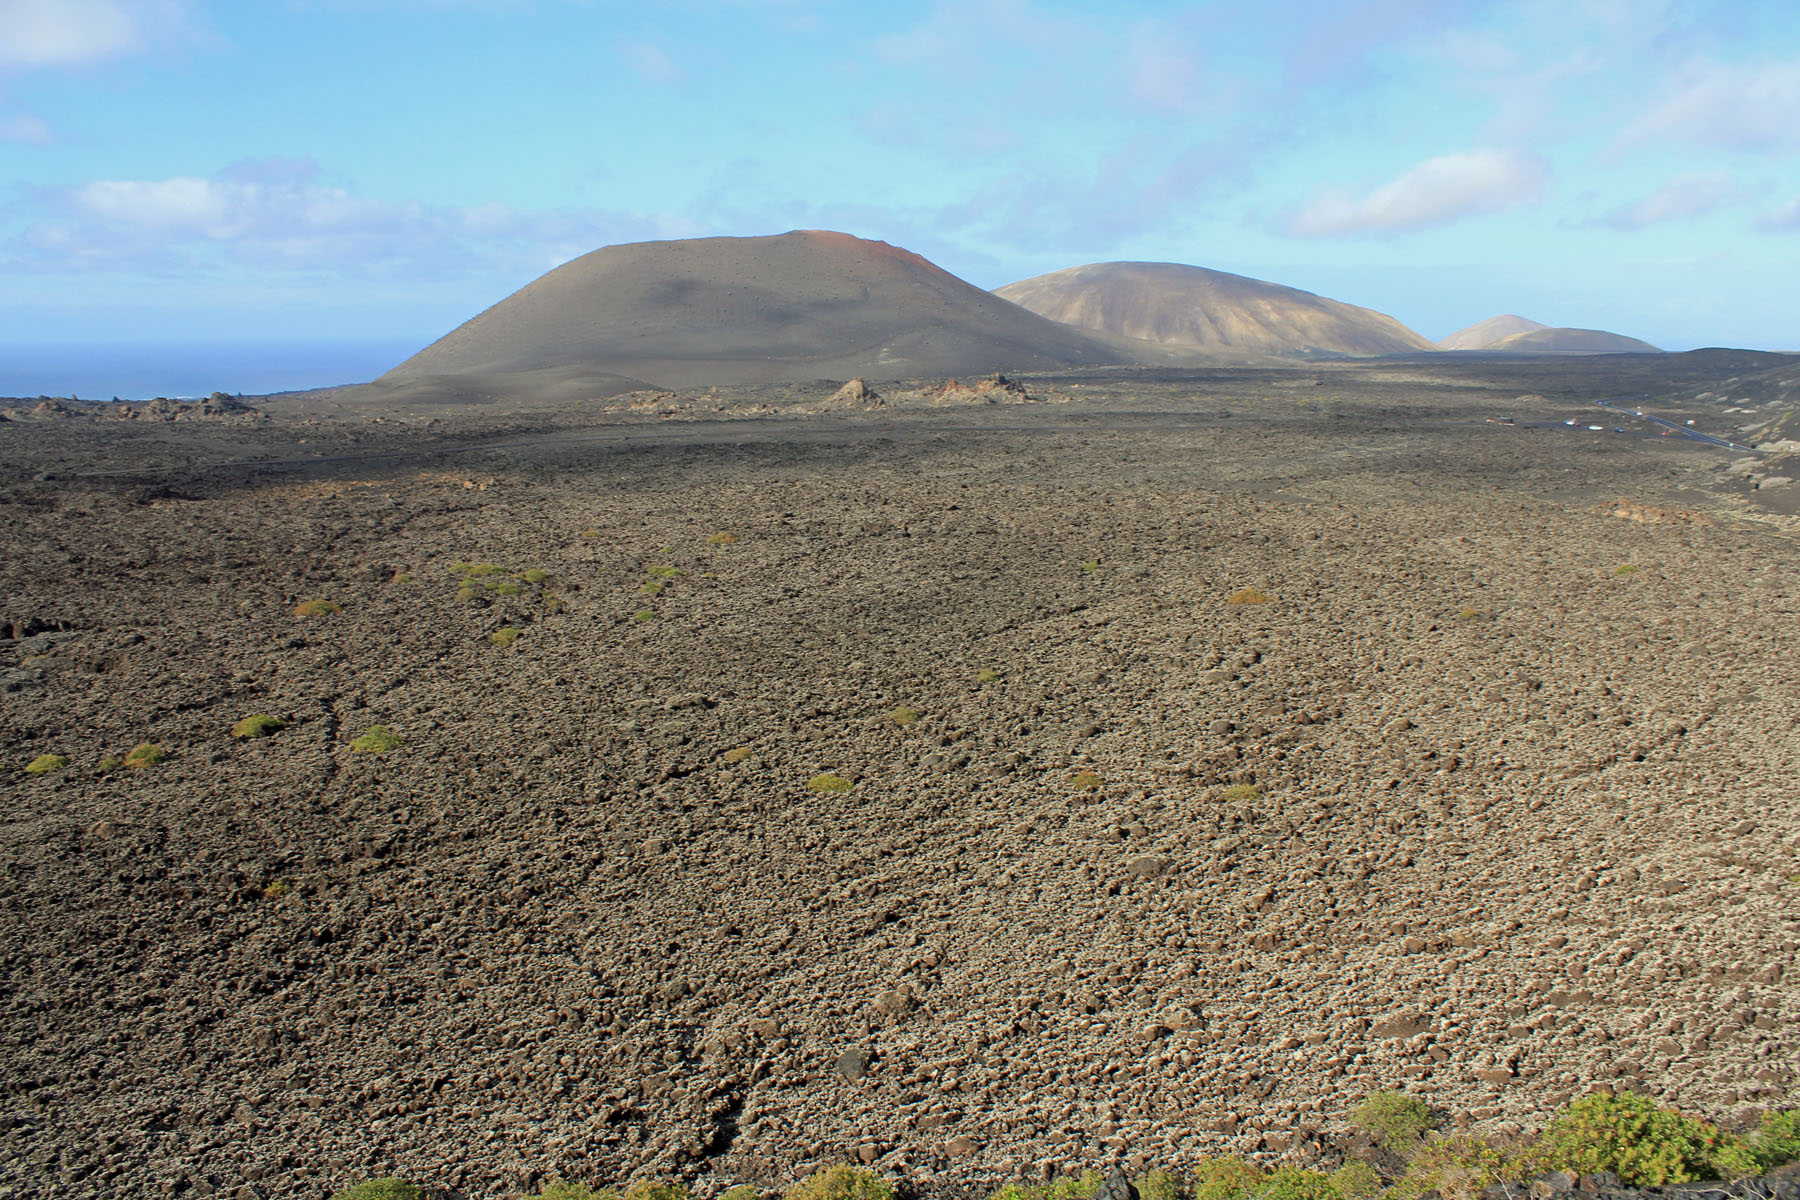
top-left (1, 356), bottom-right (1796, 1200)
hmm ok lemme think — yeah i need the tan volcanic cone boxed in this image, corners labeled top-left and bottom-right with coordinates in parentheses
top-left (992, 261), bottom-right (1437, 357)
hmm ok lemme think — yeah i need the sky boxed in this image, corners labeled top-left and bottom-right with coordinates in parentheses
top-left (1, 0), bottom-right (1797, 396)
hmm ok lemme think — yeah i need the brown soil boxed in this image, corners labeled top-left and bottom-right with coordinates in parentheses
top-left (1, 357), bottom-right (1795, 1200)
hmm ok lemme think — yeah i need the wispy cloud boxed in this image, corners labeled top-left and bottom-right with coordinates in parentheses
top-left (0, 0), bottom-right (197, 69)
top-left (1617, 58), bottom-right (1800, 151)
top-left (6, 158), bottom-right (701, 275)
top-left (1288, 149), bottom-right (1549, 237)
top-left (1592, 170), bottom-right (1737, 229)
top-left (1756, 193), bottom-right (1800, 231)
top-left (0, 112), bottom-right (51, 143)
top-left (620, 37), bottom-right (683, 85)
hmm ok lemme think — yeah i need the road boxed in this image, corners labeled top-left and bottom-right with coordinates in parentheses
top-left (1594, 397), bottom-right (1757, 453)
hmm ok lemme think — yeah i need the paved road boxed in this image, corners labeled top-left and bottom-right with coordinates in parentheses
top-left (1594, 397), bottom-right (1757, 452)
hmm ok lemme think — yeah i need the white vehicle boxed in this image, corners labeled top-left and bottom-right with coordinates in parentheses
top-left (1588, 425), bottom-right (1604, 431)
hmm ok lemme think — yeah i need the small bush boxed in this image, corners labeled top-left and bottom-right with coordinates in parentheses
top-left (520, 568), bottom-right (549, 584)
top-left (1753, 1110), bottom-right (1800, 1170)
top-left (581, 528), bottom-right (601, 540)
top-left (722, 747), bottom-right (753, 763)
top-left (977, 668), bottom-right (1001, 683)
top-left (624, 1184), bottom-right (689, 1200)
top-left (808, 773), bottom-right (854, 793)
top-left (1613, 564), bottom-right (1639, 576)
top-left (232, 714), bottom-right (285, 740)
top-left (542, 591), bottom-right (566, 614)
top-left (466, 563), bottom-right (508, 577)
top-left (25, 753), bottom-right (68, 775)
top-left (293, 598), bottom-right (341, 618)
top-left (533, 1182), bottom-right (614, 1200)
top-left (1069, 769), bottom-right (1104, 790)
top-left (639, 580), bottom-right (665, 595)
top-left (486, 581), bottom-right (524, 596)
top-left (1226, 587), bottom-right (1272, 605)
top-left (262, 879), bottom-right (292, 899)
top-left (489, 627), bottom-right (522, 646)
top-left (455, 584), bottom-right (483, 602)
top-left (329, 1182), bottom-right (423, 1200)
top-left (1134, 1169), bottom-right (1184, 1200)
top-left (1218, 783), bottom-right (1262, 802)
top-left (646, 565), bottom-right (685, 578)
top-left (633, 609), bottom-right (658, 622)
top-left (1534, 1092), bottom-right (1757, 1185)
top-left (1191, 1157), bottom-right (1261, 1200)
top-left (707, 532), bottom-right (739, 545)
top-left (888, 706), bottom-right (921, 726)
top-left (1080, 560), bottom-right (1100, 573)
top-left (123, 743), bottom-right (166, 770)
top-left (96, 754), bottom-right (123, 772)
top-left (784, 1165), bottom-right (893, 1200)
top-left (1396, 1135), bottom-right (1526, 1200)
top-left (1353, 1089), bottom-right (1435, 1153)
top-left (349, 726), bottom-right (403, 754)
top-left (1263, 1168), bottom-right (1337, 1200)
top-left (719, 1188), bottom-right (760, 1200)
top-left (1047, 1172), bottom-right (1104, 1200)
top-left (1329, 1162), bottom-right (1382, 1200)
top-left (1455, 607), bottom-right (1486, 622)
top-left (449, 560), bottom-right (473, 574)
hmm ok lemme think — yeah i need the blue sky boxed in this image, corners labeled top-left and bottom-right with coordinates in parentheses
top-left (1, 0), bottom-right (1797, 392)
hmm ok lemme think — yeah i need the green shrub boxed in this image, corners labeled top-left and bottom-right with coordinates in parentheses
top-left (1352, 1090), bottom-right (1435, 1153)
top-left (1329, 1161), bottom-right (1382, 1200)
top-left (634, 609), bottom-right (658, 622)
top-left (719, 1188), bottom-right (759, 1200)
top-left (1069, 769), bottom-right (1104, 790)
top-left (489, 627), bottom-right (522, 646)
top-left (722, 747), bottom-right (753, 763)
top-left (232, 714), bottom-right (285, 740)
top-left (1191, 1157), bottom-right (1261, 1200)
top-left (293, 598), bottom-right (341, 618)
top-left (262, 879), bottom-right (292, 899)
top-left (639, 580), bottom-right (665, 595)
top-left (808, 773), bottom-right (854, 793)
top-left (521, 568), bottom-right (549, 584)
top-left (784, 1165), bottom-right (893, 1200)
top-left (707, 531), bottom-right (739, 545)
top-left (349, 726), bottom-right (403, 754)
top-left (581, 528), bottom-right (601, 540)
top-left (624, 1184), bottom-right (688, 1200)
top-left (888, 706), bottom-right (921, 726)
top-left (1395, 1135), bottom-right (1526, 1200)
top-left (1045, 1171), bottom-right (1103, 1200)
top-left (96, 754), bottom-right (122, 772)
top-left (1753, 1110), bottom-right (1800, 1170)
top-left (455, 584), bottom-right (482, 602)
top-left (542, 591), bottom-right (566, 615)
top-left (533, 1182), bottom-right (616, 1200)
top-left (646, 565), bottom-right (685, 578)
top-left (977, 668), bottom-right (1001, 683)
top-left (1080, 560), bottom-right (1100, 573)
top-left (329, 1181), bottom-right (423, 1200)
top-left (1218, 783), bottom-right (1262, 802)
top-left (1613, 564), bottom-right (1639, 576)
top-left (24, 753), bottom-right (68, 775)
top-left (1263, 1168), bottom-right (1337, 1200)
top-left (123, 743), bottom-right (166, 770)
top-left (466, 563), bottom-right (508, 577)
top-left (1134, 1169), bottom-right (1184, 1200)
top-left (486, 581), bottom-right (524, 596)
top-left (1226, 587), bottom-right (1272, 605)
top-left (1534, 1092), bottom-right (1757, 1185)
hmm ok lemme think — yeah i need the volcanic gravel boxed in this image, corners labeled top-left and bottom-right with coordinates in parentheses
top-left (1, 368), bottom-right (1795, 1200)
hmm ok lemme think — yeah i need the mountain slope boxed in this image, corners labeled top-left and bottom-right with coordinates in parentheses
top-left (1486, 327), bottom-right (1662, 354)
top-left (992, 261), bottom-right (1437, 357)
top-left (380, 231), bottom-right (1175, 390)
top-left (1439, 314), bottom-right (1547, 350)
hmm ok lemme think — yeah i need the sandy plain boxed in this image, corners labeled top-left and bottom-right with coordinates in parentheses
top-left (1, 355), bottom-right (1796, 1200)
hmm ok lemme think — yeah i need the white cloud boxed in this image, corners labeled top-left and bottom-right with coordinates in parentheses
top-left (1288, 149), bottom-right (1548, 237)
top-left (0, 0), bottom-right (193, 68)
top-left (0, 112), bottom-right (50, 143)
top-left (1757, 194), bottom-right (1800, 231)
top-left (1594, 171), bottom-right (1736, 229)
top-left (1619, 59), bottom-right (1800, 151)
top-left (7, 158), bottom-right (701, 274)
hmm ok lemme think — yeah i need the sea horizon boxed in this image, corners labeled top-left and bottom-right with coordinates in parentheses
top-left (0, 337), bottom-right (427, 402)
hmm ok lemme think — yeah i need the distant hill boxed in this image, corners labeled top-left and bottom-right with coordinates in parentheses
top-left (1439, 314), bottom-right (1547, 350)
top-left (992, 261), bottom-right (1437, 357)
top-left (378, 231), bottom-right (1201, 393)
top-left (1484, 327), bottom-right (1663, 354)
